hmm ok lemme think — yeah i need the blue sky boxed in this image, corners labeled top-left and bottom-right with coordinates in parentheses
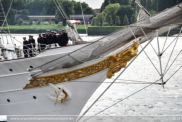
top-left (75, 0), bottom-right (104, 9)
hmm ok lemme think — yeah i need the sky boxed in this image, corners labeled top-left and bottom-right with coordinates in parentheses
top-left (75, 0), bottom-right (104, 9)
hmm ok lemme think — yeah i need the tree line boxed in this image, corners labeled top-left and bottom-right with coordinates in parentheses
top-left (92, 0), bottom-right (182, 26)
top-left (92, 0), bottom-right (136, 26)
top-left (1, 0), bottom-right (95, 25)
top-left (1, 0), bottom-right (182, 26)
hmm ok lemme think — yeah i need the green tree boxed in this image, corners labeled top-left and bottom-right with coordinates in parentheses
top-left (116, 5), bottom-right (134, 25)
top-left (42, 18), bottom-right (46, 22)
top-left (131, 14), bottom-right (137, 24)
top-left (17, 18), bottom-right (24, 26)
top-left (83, 7), bottom-right (95, 14)
top-left (123, 15), bottom-right (129, 25)
top-left (91, 17), bottom-right (96, 26)
top-left (103, 3), bottom-right (120, 25)
top-left (72, 1), bottom-right (95, 14)
top-left (107, 15), bottom-right (112, 26)
top-left (41, 8), bottom-right (47, 15)
top-left (7, 9), bottom-right (16, 25)
top-left (17, 9), bottom-right (29, 15)
top-left (94, 13), bottom-right (105, 26)
top-left (55, 9), bottom-right (63, 24)
top-left (101, 0), bottom-right (130, 12)
top-left (48, 19), bottom-right (52, 24)
top-left (115, 16), bottom-right (120, 26)
top-left (36, 20), bottom-right (41, 25)
top-left (29, 18), bottom-right (33, 25)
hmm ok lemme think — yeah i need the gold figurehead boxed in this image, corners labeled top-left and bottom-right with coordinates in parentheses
top-left (24, 41), bottom-right (139, 89)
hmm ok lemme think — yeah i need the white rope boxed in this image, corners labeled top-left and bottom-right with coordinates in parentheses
top-left (81, 79), bottom-right (161, 122)
top-left (0, 0), bottom-right (13, 30)
top-left (53, 0), bottom-right (66, 19)
top-left (80, 1), bottom-right (89, 41)
top-left (162, 26), bottom-right (171, 52)
top-left (162, 27), bottom-right (182, 54)
top-left (140, 27), bottom-right (158, 55)
top-left (56, 0), bottom-right (69, 20)
top-left (129, 27), bottom-right (161, 75)
top-left (163, 26), bottom-right (182, 73)
top-left (164, 64), bottom-right (182, 84)
top-left (164, 49), bottom-right (182, 76)
top-left (0, 0), bottom-right (12, 44)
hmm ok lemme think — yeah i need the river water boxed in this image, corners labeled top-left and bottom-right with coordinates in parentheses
top-left (1, 34), bottom-right (182, 121)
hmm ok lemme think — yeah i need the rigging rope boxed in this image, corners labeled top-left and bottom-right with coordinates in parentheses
top-left (129, 27), bottom-right (161, 75)
top-left (76, 37), bottom-right (155, 122)
top-left (164, 49), bottom-right (182, 75)
top-left (162, 27), bottom-right (182, 54)
top-left (140, 27), bottom-right (158, 55)
top-left (0, 0), bottom-right (13, 30)
top-left (52, 0), bottom-right (66, 19)
top-left (163, 26), bottom-right (182, 73)
top-left (56, 0), bottom-right (69, 20)
top-left (156, 30), bottom-right (165, 88)
top-left (80, 1), bottom-right (89, 41)
top-left (81, 79), bottom-right (161, 122)
top-left (162, 26), bottom-right (172, 52)
top-left (0, 0), bottom-right (12, 44)
top-left (164, 64), bottom-right (182, 84)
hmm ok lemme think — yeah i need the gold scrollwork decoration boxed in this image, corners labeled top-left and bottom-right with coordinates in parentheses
top-left (23, 41), bottom-right (139, 89)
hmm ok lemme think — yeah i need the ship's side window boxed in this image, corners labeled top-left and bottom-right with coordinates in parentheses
top-left (9, 69), bottom-right (13, 72)
top-left (7, 99), bottom-right (10, 102)
top-left (30, 66), bottom-right (33, 68)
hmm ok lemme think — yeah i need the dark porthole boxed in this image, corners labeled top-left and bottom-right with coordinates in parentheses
top-left (33, 96), bottom-right (36, 99)
top-left (9, 69), bottom-right (13, 72)
top-left (30, 66), bottom-right (33, 68)
top-left (7, 99), bottom-right (10, 102)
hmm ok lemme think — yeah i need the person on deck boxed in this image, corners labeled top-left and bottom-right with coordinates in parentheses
top-left (42, 33), bottom-right (47, 50)
top-left (58, 30), bottom-right (62, 47)
top-left (37, 34), bottom-right (42, 52)
top-left (46, 30), bottom-right (52, 47)
top-left (23, 37), bottom-right (29, 58)
top-left (28, 35), bottom-right (35, 57)
top-left (61, 29), bottom-right (69, 46)
top-left (51, 31), bottom-right (58, 47)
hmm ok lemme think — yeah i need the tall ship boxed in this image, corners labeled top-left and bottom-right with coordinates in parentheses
top-left (0, 0), bottom-right (182, 121)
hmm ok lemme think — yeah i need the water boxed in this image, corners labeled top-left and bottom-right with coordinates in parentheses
top-left (79, 36), bottom-right (182, 121)
top-left (1, 34), bottom-right (182, 121)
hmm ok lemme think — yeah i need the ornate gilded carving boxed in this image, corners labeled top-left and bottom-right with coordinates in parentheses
top-left (107, 41), bottom-right (139, 78)
top-left (23, 41), bottom-right (139, 89)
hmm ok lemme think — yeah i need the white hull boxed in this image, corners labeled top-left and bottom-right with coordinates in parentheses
top-left (0, 46), bottom-right (108, 122)
top-left (0, 70), bottom-right (107, 116)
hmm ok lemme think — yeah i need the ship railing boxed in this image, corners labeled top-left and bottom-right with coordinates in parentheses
top-left (0, 41), bottom-right (87, 61)
top-left (0, 43), bottom-right (55, 61)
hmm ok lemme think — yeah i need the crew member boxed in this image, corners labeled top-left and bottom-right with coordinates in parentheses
top-left (42, 33), bottom-right (47, 50)
top-left (28, 35), bottom-right (35, 57)
top-left (58, 30), bottom-right (62, 47)
top-left (46, 30), bottom-right (52, 46)
top-left (23, 37), bottom-right (29, 58)
top-left (51, 31), bottom-right (58, 47)
top-left (61, 29), bottom-right (68, 46)
top-left (37, 34), bottom-right (42, 52)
